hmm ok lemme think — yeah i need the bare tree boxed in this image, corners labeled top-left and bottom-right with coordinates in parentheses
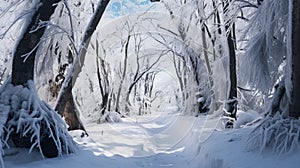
top-left (171, 52), bottom-right (187, 107)
top-left (92, 39), bottom-right (112, 120)
top-left (93, 16), bottom-right (165, 118)
top-left (150, 25), bottom-right (210, 115)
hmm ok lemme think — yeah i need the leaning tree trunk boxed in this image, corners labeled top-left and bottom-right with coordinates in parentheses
top-left (51, 48), bottom-right (86, 131)
top-left (55, 0), bottom-right (110, 119)
top-left (12, 0), bottom-right (60, 85)
top-left (62, 92), bottom-right (86, 130)
top-left (290, 0), bottom-right (300, 118)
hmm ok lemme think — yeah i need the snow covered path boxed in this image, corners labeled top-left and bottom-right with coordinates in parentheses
top-left (77, 107), bottom-right (204, 168)
top-left (4, 106), bottom-right (207, 168)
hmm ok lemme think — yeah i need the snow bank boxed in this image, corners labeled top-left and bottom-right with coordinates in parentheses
top-left (234, 110), bottom-right (261, 128)
top-left (99, 111), bottom-right (122, 123)
top-left (199, 126), bottom-right (300, 168)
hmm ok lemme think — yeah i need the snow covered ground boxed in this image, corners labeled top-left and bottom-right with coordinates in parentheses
top-left (3, 106), bottom-right (300, 168)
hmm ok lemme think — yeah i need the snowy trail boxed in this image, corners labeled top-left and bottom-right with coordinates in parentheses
top-left (3, 106), bottom-right (206, 168)
top-left (80, 106), bottom-right (204, 167)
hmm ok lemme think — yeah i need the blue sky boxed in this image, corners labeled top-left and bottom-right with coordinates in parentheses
top-left (107, 0), bottom-right (154, 17)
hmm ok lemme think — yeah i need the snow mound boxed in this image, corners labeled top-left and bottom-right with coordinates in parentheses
top-left (99, 111), bottom-right (122, 123)
top-left (234, 110), bottom-right (261, 128)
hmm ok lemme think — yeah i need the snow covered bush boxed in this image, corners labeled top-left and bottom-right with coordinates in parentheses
top-left (0, 80), bottom-right (76, 166)
top-left (241, 0), bottom-right (300, 155)
top-left (233, 110), bottom-right (261, 128)
top-left (99, 111), bottom-right (122, 123)
top-left (248, 113), bottom-right (300, 155)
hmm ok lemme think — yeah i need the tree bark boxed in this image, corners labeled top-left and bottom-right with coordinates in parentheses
top-left (62, 92), bottom-right (85, 130)
top-left (290, 0), bottom-right (300, 118)
top-left (12, 0), bottom-right (60, 86)
top-left (257, 0), bottom-right (263, 5)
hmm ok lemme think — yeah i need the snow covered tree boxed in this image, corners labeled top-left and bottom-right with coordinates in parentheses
top-left (222, 0), bottom-right (238, 127)
top-left (93, 40), bottom-right (113, 120)
top-left (160, 0), bottom-right (212, 115)
top-left (124, 39), bottom-right (163, 115)
top-left (88, 13), bottom-right (166, 121)
top-left (0, 0), bottom-right (76, 163)
top-left (54, 0), bottom-right (110, 125)
top-left (246, 0), bottom-right (300, 154)
top-left (37, 1), bottom-right (86, 132)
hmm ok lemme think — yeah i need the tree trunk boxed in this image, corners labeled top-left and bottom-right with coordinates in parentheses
top-left (290, 0), bottom-right (300, 118)
top-left (55, 0), bottom-right (110, 116)
top-left (62, 92), bottom-right (85, 130)
top-left (10, 0), bottom-right (63, 158)
top-left (172, 54), bottom-right (186, 106)
top-left (225, 28), bottom-right (238, 119)
top-left (12, 0), bottom-right (60, 85)
top-left (96, 56), bottom-right (110, 116)
top-left (49, 44), bottom-right (86, 131)
top-left (115, 35), bottom-right (130, 113)
top-left (201, 27), bottom-right (217, 111)
top-left (222, 0), bottom-right (238, 120)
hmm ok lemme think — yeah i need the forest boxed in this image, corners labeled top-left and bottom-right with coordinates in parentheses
top-left (0, 0), bottom-right (300, 167)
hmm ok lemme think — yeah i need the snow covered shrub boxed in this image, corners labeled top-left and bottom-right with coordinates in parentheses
top-left (233, 110), bottom-right (261, 128)
top-left (99, 111), bottom-right (122, 123)
top-left (0, 80), bottom-right (76, 165)
top-left (247, 113), bottom-right (300, 155)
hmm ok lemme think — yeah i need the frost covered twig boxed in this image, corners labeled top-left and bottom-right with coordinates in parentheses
top-left (0, 68), bottom-right (6, 85)
top-left (0, 10), bottom-right (33, 39)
